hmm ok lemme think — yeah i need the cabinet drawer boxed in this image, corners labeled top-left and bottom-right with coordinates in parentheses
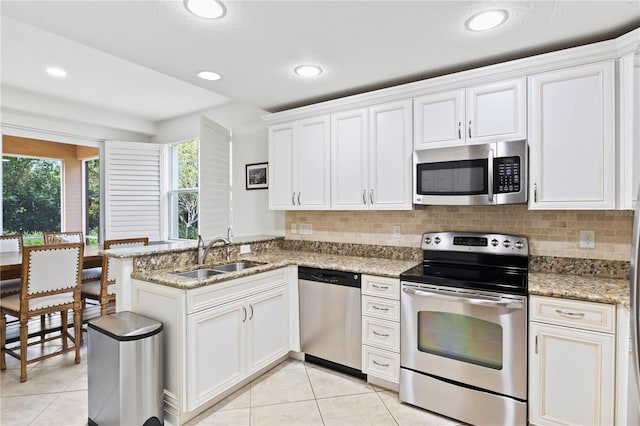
top-left (362, 275), bottom-right (400, 300)
top-left (362, 346), bottom-right (400, 384)
top-left (362, 316), bottom-right (400, 352)
top-left (362, 295), bottom-right (400, 322)
top-left (530, 296), bottom-right (615, 334)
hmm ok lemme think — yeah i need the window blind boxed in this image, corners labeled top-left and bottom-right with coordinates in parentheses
top-left (199, 117), bottom-right (231, 240)
top-left (104, 141), bottom-right (162, 241)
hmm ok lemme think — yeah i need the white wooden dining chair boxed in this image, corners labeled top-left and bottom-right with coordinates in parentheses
top-left (82, 237), bottom-right (149, 316)
top-left (0, 242), bottom-right (84, 382)
top-left (43, 231), bottom-right (102, 282)
top-left (0, 235), bottom-right (23, 298)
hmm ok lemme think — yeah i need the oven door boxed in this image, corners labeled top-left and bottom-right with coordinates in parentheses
top-left (401, 282), bottom-right (527, 399)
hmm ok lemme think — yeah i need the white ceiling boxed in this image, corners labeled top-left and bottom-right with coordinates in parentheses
top-left (1, 0), bottom-right (639, 123)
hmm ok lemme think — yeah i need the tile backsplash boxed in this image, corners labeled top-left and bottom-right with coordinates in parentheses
top-left (286, 205), bottom-right (634, 261)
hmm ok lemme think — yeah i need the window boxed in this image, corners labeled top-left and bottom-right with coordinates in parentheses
top-left (2, 155), bottom-right (62, 245)
top-left (84, 158), bottom-right (100, 245)
top-left (169, 139), bottom-right (199, 240)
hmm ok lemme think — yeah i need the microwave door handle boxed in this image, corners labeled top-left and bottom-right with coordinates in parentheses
top-left (488, 148), bottom-right (494, 203)
top-left (402, 287), bottom-right (523, 309)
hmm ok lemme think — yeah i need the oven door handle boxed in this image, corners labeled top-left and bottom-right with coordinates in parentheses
top-left (402, 287), bottom-right (524, 309)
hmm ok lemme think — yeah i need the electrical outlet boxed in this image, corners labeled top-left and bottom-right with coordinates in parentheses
top-left (290, 223), bottom-right (297, 234)
top-left (240, 244), bottom-right (251, 254)
top-left (393, 225), bottom-right (401, 238)
top-left (580, 230), bottom-right (595, 249)
top-left (299, 223), bottom-right (313, 235)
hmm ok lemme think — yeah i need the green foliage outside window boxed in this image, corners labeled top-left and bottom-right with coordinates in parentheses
top-left (176, 140), bottom-right (199, 240)
top-left (3, 156), bottom-right (62, 242)
top-left (86, 158), bottom-right (100, 245)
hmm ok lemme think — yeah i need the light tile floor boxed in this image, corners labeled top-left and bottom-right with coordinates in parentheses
top-left (1, 339), bottom-right (460, 426)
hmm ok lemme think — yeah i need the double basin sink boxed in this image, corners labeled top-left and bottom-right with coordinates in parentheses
top-left (176, 261), bottom-right (263, 279)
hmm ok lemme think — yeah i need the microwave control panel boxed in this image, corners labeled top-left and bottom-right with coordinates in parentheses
top-left (494, 156), bottom-right (520, 193)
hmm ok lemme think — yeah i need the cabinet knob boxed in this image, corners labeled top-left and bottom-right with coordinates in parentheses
top-left (362, 189), bottom-right (367, 205)
top-left (291, 192), bottom-right (295, 206)
top-left (468, 120), bottom-right (472, 138)
top-left (458, 121), bottom-right (462, 139)
top-left (369, 189), bottom-right (374, 205)
top-left (297, 192), bottom-right (301, 205)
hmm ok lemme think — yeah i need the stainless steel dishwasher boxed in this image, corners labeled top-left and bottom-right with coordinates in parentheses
top-left (298, 266), bottom-right (363, 375)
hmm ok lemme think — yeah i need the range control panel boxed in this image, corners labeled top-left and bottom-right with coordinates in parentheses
top-left (421, 231), bottom-right (528, 256)
top-left (494, 156), bottom-right (521, 194)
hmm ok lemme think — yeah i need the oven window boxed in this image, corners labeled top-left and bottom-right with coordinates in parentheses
top-left (417, 159), bottom-right (487, 195)
top-left (417, 311), bottom-right (503, 370)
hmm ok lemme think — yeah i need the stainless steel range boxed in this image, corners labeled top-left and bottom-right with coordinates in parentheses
top-left (400, 231), bottom-right (529, 425)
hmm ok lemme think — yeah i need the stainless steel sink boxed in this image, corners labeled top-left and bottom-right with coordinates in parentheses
top-left (211, 261), bottom-right (263, 273)
top-left (176, 269), bottom-right (223, 279)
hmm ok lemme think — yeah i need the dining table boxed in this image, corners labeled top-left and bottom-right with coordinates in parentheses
top-left (0, 244), bottom-right (103, 280)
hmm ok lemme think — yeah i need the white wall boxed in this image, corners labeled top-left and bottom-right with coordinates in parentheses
top-left (154, 102), bottom-right (285, 238)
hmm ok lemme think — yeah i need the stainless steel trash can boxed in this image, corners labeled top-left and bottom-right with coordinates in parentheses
top-left (88, 311), bottom-right (163, 426)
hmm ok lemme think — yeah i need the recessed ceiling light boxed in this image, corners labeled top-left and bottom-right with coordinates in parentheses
top-left (294, 65), bottom-right (323, 78)
top-left (184, 0), bottom-right (226, 19)
top-left (466, 9), bottom-right (508, 32)
top-left (46, 66), bottom-right (67, 78)
top-left (197, 70), bottom-right (222, 81)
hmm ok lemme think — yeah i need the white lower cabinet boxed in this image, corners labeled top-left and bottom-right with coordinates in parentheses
top-left (529, 296), bottom-right (616, 426)
top-left (131, 268), bottom-right (290, 425)
top-left (187, 300), bottom-right (246, 410)
top-left (361, 275), bottom-right (400, 384)
top-left (186, 286), bottom-right (288, 411)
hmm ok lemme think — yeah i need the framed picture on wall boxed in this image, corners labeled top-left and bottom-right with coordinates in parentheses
top-left (246, 162), bottom-right (268, 190)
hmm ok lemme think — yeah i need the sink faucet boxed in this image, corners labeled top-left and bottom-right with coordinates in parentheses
top-left (197, 235), bottom-right (231, 264)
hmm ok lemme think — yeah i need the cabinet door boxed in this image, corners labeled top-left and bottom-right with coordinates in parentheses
top-left (529, 62), bottom-right (615, 209)
top-left (619, 53), bottom-right (640, 209)
top-left (297, 116), bottom-right (331, 209)
top-left (331, 108), bottom-right (369, 210)
top-left (268, 122), bottom-right (296, 210)
top-left (246, 286), bottom-right (289, 375)
top-left (368, 99), bottom-right (413, 210)
top-left (466, 78), bottom-right (526, 145)
top-left (187, 300), bottom-right (246, 411)
top-left (529, 323), bottom-right (615, 426)
top-left (413, 89), bottom-right (465, 149)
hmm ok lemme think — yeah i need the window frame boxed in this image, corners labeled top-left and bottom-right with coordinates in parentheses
top-left (168, 139), bottom-right (200, 241)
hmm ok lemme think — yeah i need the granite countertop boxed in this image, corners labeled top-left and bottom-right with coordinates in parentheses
top-left (529, 272), bottom-right (630, 309)
top-left (127, 242), bottom-right (632, 309)
top-left (131, 249), bottom-right (419, 289)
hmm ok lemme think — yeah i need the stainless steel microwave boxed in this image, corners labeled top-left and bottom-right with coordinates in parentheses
top-left (413, 140), bottom-right (527, 206)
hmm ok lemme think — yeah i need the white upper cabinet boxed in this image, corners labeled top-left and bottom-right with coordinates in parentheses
top-left (268, 122), bottom-right (295, 209)
top-left (331, 99), bottom-right (412, 210)
top-left (331, 108), bottom-right (369, 210)
top-left (618, 53), bottom-right (640, 210)
top-left (529, 61), bottom-right (615, 210)
top-left (413, 77), bottom-right (526, 150)
top-left (413, 90), bottom-right (465, 149)
top-left (466, 78), bottom-right (526, 144)
top-left (268, 116), bottom-right (331, 210)
top-left (368, 100), bottom-right (413, 210)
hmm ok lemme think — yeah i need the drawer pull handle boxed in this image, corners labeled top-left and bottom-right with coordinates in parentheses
top-left (372, 284), bottom-right (389, 290)
top-left (373, 360), bottom-right (390, 368)
top-left (372, 330), bottom-right (389, 337)
top-left (372, 305), bottom-right (389, 311)
top-left (555, 309), bottom-right (585, 318)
